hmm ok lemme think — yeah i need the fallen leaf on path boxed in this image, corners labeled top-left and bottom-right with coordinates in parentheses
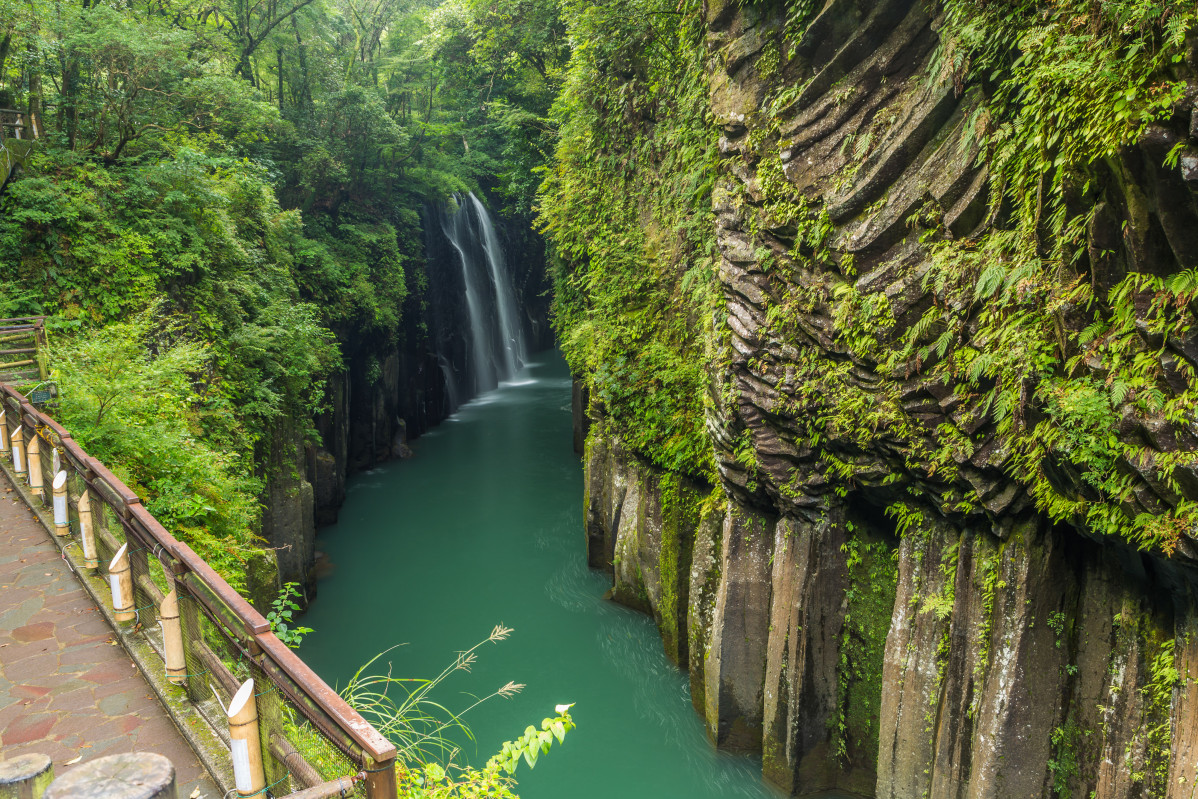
top-left (190, 788), bottom-right (201, 798)
top-left (64, 756), bottom-right (82, 765)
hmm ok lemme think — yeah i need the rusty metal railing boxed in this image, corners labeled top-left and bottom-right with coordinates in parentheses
top-left (0, 380), bottom-right (399, 799)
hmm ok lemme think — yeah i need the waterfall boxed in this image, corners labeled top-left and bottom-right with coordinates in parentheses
top-left (437, 354), bottom-right (460, 410)
top-left (438, 192), bottom-right (528, 396)
top-left (466, 192), bottom-right (527, 378)
top-left (441, 196), bottom-right (496, 393)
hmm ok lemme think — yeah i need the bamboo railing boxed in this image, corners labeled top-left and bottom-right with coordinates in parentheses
top-left (0, 317), bottom-right (49, 387)
top-left (0, 380), bottom-right (399, 799)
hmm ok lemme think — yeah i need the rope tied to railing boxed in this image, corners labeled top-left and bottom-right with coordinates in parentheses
top-left (132, 602), bottom-right (157, 624)
top-left (359, 764), bottom-right (393, 774)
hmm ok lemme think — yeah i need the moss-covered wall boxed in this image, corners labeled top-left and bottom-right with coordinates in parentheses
top-left (584, 420), bottom-right (1198, 798)
top-left (565, 0), bottom-right (1198, 795)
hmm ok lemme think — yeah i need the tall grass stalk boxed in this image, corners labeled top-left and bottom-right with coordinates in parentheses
top-left (341, 625), bottom-right (525, 766)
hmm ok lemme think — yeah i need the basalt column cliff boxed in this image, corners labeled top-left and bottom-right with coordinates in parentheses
top-left (570, 1), bottom-right (1198, 796)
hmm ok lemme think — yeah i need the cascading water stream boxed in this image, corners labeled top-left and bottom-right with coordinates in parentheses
top-left (437, 354), bottom-right (460, 410)
top-left (466, 192), bottom-right (527, 378)
top-left (441, 198), bottom-right (496, 393)
top-left (439, 193), bottom-right (529, 396)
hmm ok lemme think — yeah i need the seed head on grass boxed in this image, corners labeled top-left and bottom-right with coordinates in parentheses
top-left (498, 682), bottom-right (524, 698)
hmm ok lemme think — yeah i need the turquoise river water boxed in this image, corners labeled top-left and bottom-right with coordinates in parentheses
top-left (300, 351), bottom-right (782, 798)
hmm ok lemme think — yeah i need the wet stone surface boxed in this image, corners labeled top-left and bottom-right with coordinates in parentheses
top-left (0, 469), bottom-right (218, 799)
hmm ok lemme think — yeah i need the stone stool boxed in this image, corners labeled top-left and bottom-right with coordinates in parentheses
top-left (0, 754), bottom-right (53, 799)
top-left (44, 753), bottom-right (175, 799)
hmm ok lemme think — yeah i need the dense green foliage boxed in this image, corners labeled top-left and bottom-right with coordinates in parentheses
top-left (53, 313), bottom-right (265, 584)
top-left (538, 0), bottom-right (718, 478)
top-left (0, 0), bottom-right (566, 577)
top-left (902, 0), bottom-right (1198, 552)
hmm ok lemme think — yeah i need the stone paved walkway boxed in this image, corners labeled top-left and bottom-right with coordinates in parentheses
top-left (0, 469), bottom-right (220, 798)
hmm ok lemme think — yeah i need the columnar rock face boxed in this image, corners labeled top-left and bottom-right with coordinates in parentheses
top-left (586, 423), bottom-right (1198, 797)
top-left (582, 0), bottom-right (1198, 795)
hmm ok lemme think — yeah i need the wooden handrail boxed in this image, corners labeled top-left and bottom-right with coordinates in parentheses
top-left (257, 634), bottom-right (397, 761)
top-left (0, 375), bottom-right (398, 793)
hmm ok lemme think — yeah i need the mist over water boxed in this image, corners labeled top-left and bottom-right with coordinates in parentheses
top-left (300, 352), bottom-right (782, 799)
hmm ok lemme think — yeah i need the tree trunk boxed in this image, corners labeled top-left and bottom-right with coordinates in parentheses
top-left (0, 32), bottom-right (13, 88)
top-left (291, 16), bottom-right (313, 116)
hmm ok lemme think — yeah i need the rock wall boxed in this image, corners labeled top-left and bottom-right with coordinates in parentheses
top-left (585, 419), bottom-right (1198, 798)
top-left (579, 1), bottom-right (1198, 795)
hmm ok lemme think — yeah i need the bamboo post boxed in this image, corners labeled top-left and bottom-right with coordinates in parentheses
top-left (228, 679), bottom-right (267, 797)
top-left (363, 757), bottom-right (397, 799)
top-left (159, 589), bottom-right (186, 685)
top-left (35, 323), bottom-right (48, 381)
top-left (0, 753), bottom-right (53, 799)
top-left (51, 447), bottom-right (60, 475)
top-left (11, 425), bottom-right (23, 476)
top-left (51, 471), bottom-right (67, 536)
top-left (26, 431), bottom-right (41, 500)
top-left (0, 409), bottom-right (9, 454)
top-left (108, 544), bottom-right (135, 623)
top-left (78, 489), bottom-right (99, 568)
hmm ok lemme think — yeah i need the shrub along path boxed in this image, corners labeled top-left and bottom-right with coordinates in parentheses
top-left (0, 468), bottom-right (219, 798)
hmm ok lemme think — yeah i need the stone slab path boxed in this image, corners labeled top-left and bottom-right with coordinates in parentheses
top-left (0, 469), bottom-right (220, 798)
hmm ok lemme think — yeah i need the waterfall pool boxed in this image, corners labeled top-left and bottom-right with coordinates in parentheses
top-left (299, 351), bottom-right (785, 798)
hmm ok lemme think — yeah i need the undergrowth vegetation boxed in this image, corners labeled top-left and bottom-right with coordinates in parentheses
top-left (901, 0), bottom-right (1198, 552)
top-left (742, 0), bottom-right (1198, 554)
top-left (538, 0), bottom-right (719, 479)
top-left (0, 0), bottom-right (567, 585)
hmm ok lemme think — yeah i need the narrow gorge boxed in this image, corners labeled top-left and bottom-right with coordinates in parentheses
top-left (262, 194), bottom-right (552, 598)
top-left (5, 0), bottom-right (1198, 796)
